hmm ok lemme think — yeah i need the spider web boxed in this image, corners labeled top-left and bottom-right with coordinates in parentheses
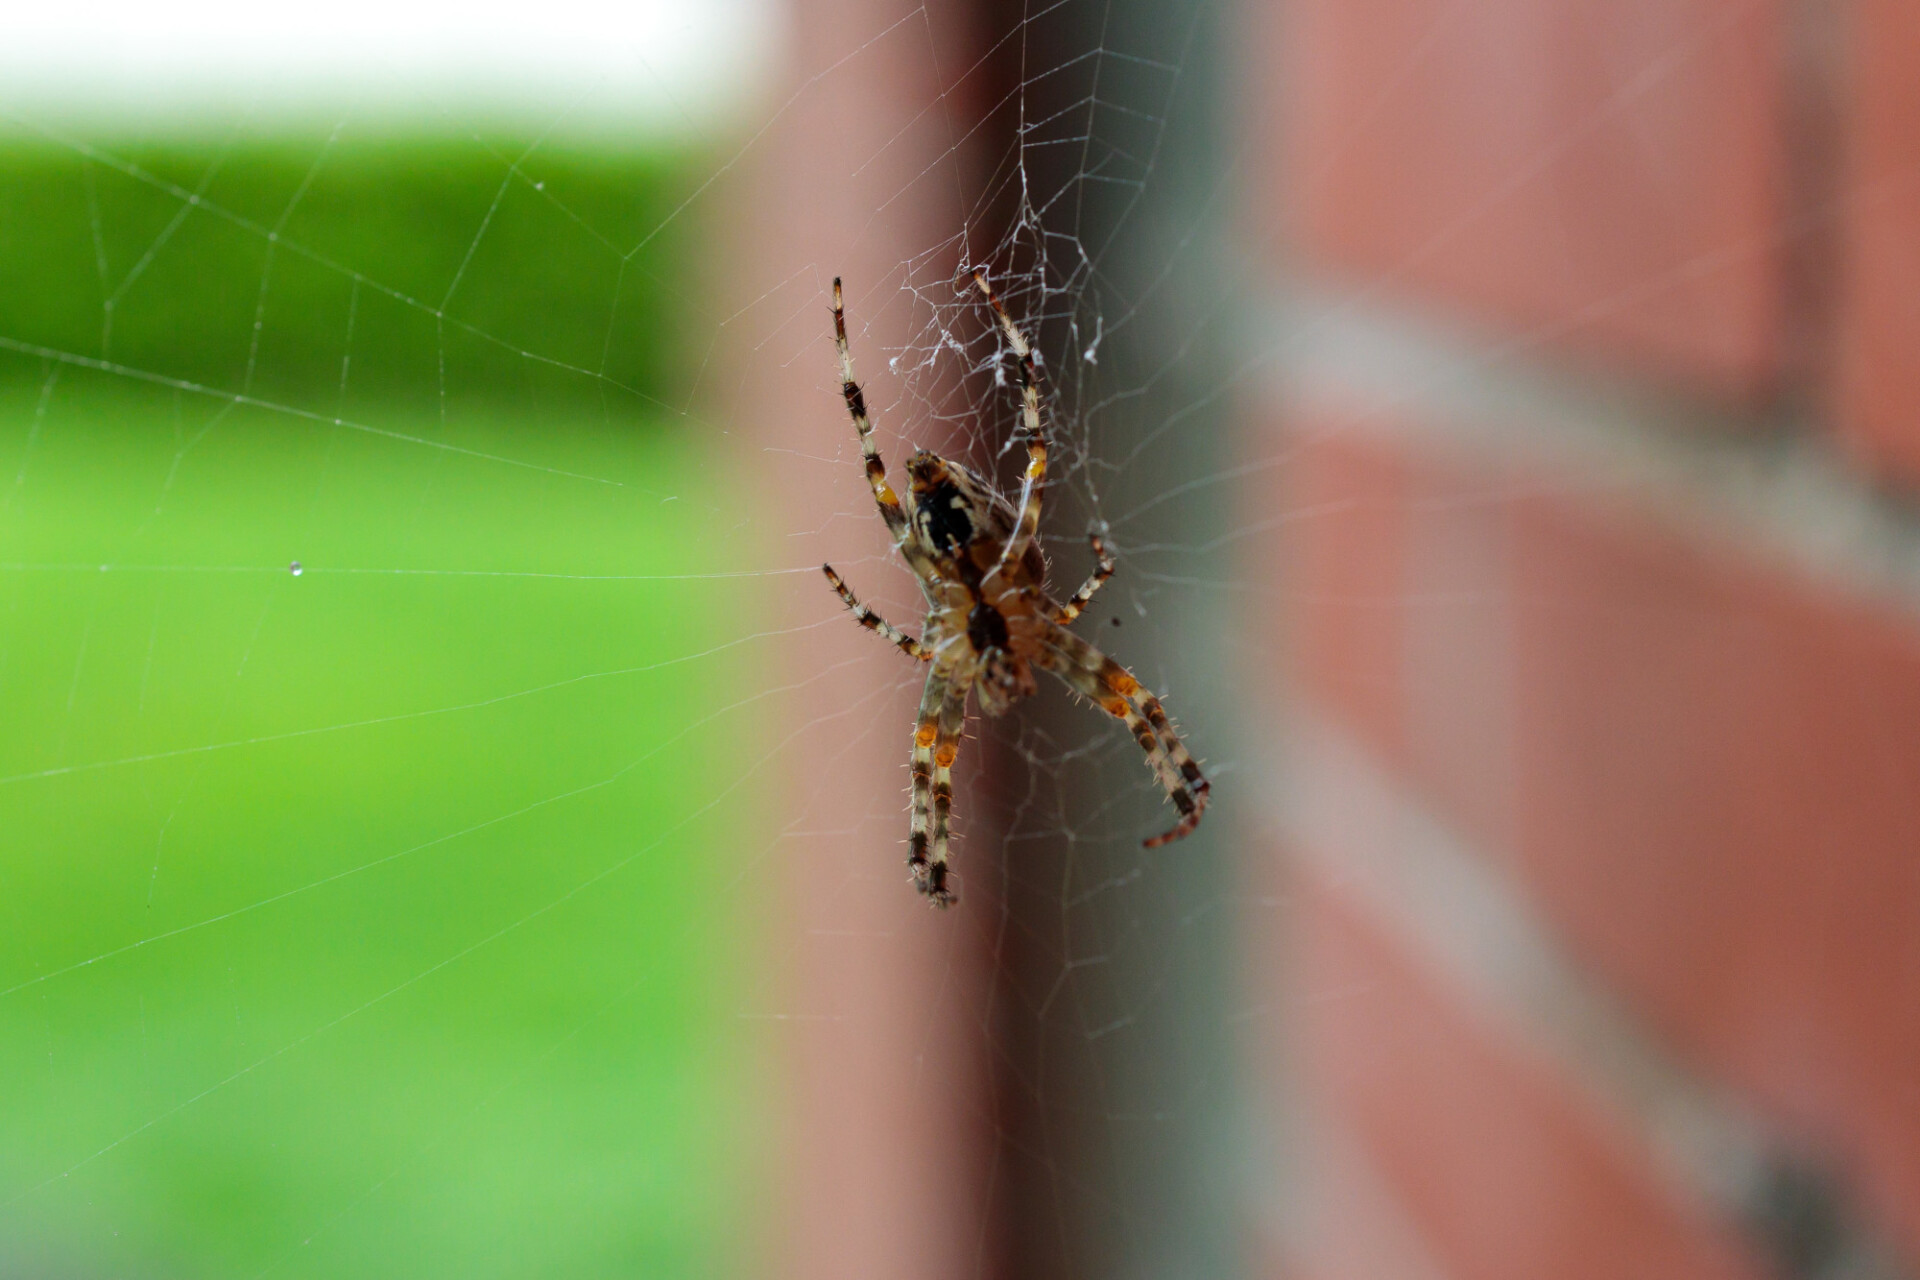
top-left (0, 1), bottom-right (1240, 1271)
top-left (0, 0), bottom-right (1873, 1276)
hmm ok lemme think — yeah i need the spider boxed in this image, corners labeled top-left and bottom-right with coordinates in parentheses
top-left (820, 270), bottom-right (1210, 908)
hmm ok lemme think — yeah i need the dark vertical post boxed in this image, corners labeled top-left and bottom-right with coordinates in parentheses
top-left (981, 2), bottom-right (1239, 1277)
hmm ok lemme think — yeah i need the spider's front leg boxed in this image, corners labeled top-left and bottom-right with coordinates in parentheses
top-left (821, 564), bottom-right (929, 661)
top-left (969, 269), bottom-right (1048, 573)
top-left (1038, 624), bottom-right (1210, 847)
top-left (832, 279), bottom-right (909, 541)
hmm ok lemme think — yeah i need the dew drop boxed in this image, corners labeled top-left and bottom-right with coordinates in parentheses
top-left (289, 561), bottom-right (303, 577)
top-left (534, 181), bottom-right (545, 191)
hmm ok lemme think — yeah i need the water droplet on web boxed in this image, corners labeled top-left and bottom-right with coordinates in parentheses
top-left (534, 181), bottom-right (545, 191)
top-left (289, 561), bottom-right (303, 577)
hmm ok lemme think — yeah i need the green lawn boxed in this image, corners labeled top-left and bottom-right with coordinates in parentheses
top-left (0, 374), bottom-right (765, 1278)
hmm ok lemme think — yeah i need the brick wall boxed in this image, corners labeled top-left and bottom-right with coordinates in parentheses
top-left (1246, 2), bottom-right (1920, 1278)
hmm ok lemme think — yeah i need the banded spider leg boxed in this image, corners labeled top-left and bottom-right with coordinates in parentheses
top-left (907, 670), bottom-right (962, 905)
top-left (1038, 624), bottom-right (1211, 847)
top-left (1051, 530), bottom-right (1115, 625)
top-left (968, 269), bottom-right (1048, 579)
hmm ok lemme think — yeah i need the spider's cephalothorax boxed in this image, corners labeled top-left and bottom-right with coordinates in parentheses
top-left (903, 448), bottom-right (1043, 717)
top-left (820, 271), bottom-right (1210, 908)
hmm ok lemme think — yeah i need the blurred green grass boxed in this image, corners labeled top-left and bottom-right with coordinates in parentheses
top-left (0, 136), bottom-right (762, 1278)
top-left (0, 134), bottom-right (702, 414)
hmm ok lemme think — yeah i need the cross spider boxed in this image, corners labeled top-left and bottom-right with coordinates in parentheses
top-left (821, 271), bottom-right (1211, 908)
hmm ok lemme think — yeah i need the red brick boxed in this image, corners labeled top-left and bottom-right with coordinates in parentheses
top-left (1266, 0), bottom-right (1786, 400)
top-left (1835, 0), bottom-right (1920, 486)
top-left (1292, 864), bottom-right (1760, 1280)
top-left (1280, 416), bottom-right (1920, 1263)
top-left (1509, 462), bottom-right (1920, 1258)
top-left (1285, 418), bottom-right (1519, 854)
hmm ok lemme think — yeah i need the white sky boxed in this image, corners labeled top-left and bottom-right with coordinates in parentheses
top-left (1, 0), bottom-right (780, 135)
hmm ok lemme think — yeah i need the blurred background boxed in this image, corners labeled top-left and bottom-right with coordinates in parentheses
top-left (5, 1), bottom-right (1920, 1278)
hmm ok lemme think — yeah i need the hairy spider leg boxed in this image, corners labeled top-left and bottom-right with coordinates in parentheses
top-left (821, 564), bottom-right (929, 660)
top-left (832, 278), bottom-right (938, 578)
top-left (908, 669), bottom-right (957, 905)
top-left (1038, 624), bottom-right (1210, 847)
top-left (1051, 530), bottom-right (1116, 625)
top-left (969, 269), bottom-right (1047, 577)
top-left (928, 684), bottom-right (968, 906)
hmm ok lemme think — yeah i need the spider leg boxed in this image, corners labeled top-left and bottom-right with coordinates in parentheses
top-left (908, 668), bottom-right (960, 906)
top-left (832, 278), bottom-right (914, 547)
top-left (1038, 623), bottom-right (1211, 847)
top-left (928, 681), bottom-right (969, 906)
top-left (821, 564), bottom-right (930, 660)
top-left (969, 269), bottom-right (1047, 576)
top-left (1051, 529), bottom-right (1115, 625)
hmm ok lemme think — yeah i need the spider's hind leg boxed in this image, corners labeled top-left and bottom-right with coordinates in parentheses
top-left (927, 683), bottom-right (968, 905)
top-left (1038, 623), bottom-right (1210, 847)
top-left (908, 669), bottom-right (959, 906)
top-left (1052, 529), bottom-right (1115, 625)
